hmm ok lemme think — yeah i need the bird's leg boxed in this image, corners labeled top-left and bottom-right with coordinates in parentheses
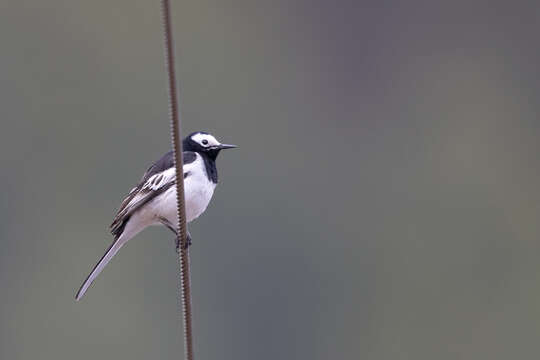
top-left (159, 217), bottom-right (181, 252)
top-left (159, 217), bottom-right (192, 252)
top-left (186, 230), bottom-right (193, 248)
top-left (160, 217), bottom-right (177, 235)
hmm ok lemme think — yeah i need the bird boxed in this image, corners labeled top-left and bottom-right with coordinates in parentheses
top-left (75, 131), bottom-right (236, 301)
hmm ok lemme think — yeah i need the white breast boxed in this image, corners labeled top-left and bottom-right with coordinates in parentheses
top-left (154, 153), bottom-right (216, 224)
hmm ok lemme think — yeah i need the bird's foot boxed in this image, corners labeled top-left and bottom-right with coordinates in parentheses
top-left (175, 233), bottom-right (192, 253)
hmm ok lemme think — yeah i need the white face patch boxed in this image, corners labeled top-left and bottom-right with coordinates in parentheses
top-left (191, 133), bottom-right (220, 148)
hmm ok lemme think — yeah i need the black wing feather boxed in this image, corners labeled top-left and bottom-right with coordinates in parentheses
top-left (110, 151), bottom-right (197, 239)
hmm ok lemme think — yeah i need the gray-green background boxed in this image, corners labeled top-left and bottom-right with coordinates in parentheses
top-left (2, 1), bottom-right (540, 359)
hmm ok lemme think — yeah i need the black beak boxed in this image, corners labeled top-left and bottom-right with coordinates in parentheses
top-left (217, 144), bottom-right (237, 150)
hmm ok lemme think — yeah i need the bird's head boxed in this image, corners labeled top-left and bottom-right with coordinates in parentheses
top-left (183, 131), bottom-right (237, 159)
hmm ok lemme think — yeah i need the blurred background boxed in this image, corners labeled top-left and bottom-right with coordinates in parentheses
top-left (1, 0), bottom-right (540, 359)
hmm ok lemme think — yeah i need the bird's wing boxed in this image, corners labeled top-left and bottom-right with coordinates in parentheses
top-left (110, 151), bottom-right (197, 239)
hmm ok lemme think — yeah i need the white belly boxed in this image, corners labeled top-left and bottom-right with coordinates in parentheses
top-left (150, 156), bottom-right (216, 225)
top-left (158, 180), bottom-right (215, 223)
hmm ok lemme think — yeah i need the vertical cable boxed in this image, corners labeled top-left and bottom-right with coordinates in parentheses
top-left (160, 0), bottom-right (194, 359)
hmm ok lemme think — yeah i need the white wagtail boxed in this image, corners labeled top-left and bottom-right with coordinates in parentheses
top-left (75, 131), bottom-right (236, 300)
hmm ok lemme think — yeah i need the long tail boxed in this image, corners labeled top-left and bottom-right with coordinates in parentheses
top-left (75, 235), bottom-right (129, 301)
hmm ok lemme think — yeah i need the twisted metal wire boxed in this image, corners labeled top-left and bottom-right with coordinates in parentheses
top-left (160, 0), bottom-right (194, 359)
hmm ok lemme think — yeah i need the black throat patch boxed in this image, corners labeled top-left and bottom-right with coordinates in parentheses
top-left (199, 152), bottom-right (218, 183)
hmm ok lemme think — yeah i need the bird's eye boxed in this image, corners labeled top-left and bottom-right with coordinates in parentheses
top-left (202, 139), bottom-right (209, 145)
